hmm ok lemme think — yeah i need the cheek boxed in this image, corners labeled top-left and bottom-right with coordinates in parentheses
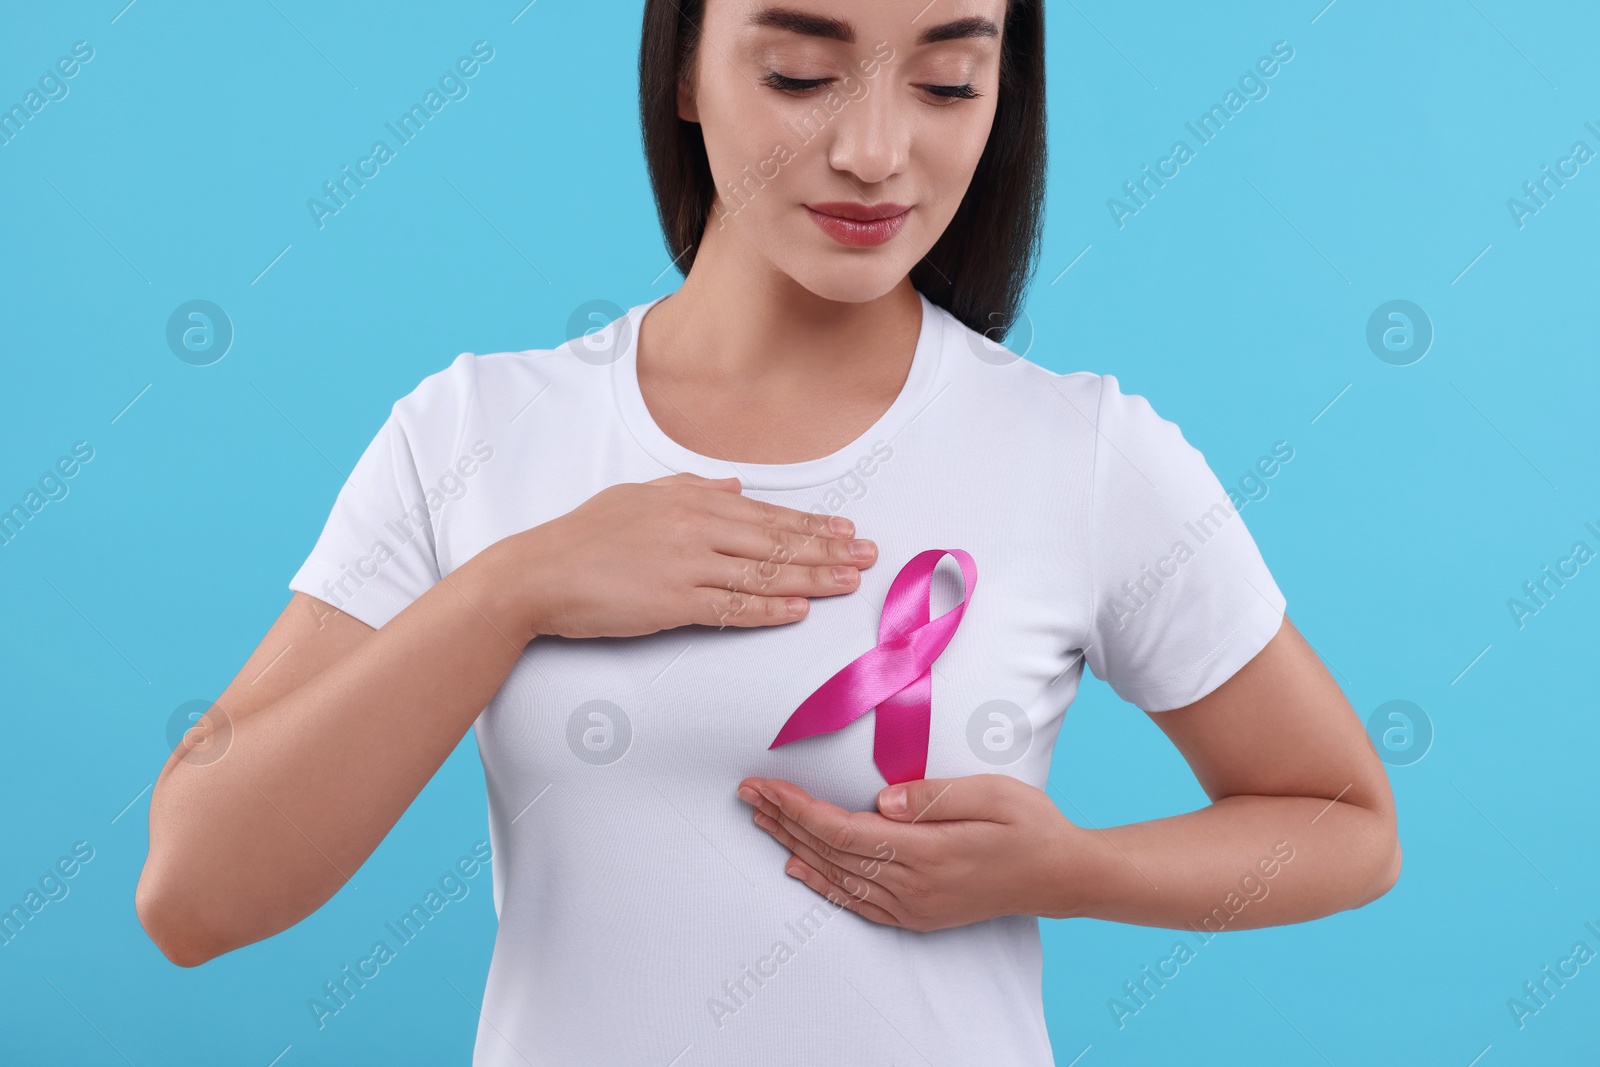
top-left (937, 107), bottom-right (999, 187)
top-left (702, 111), bottom-right (813, 220)
top-left (912, 116), bottom-right (993, 227)
top-left (699, 104), bottom-right (763, 179)
top-left (697, 67), bottom-right (778, 170)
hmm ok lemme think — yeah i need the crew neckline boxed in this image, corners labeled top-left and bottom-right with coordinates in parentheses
top-left (610, 289), bottom-right (945, 491)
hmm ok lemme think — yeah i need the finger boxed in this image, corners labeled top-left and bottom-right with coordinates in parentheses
top-left (644, 471), bottom-right (741, 488)
top-left (689, 586), bottom-right (813, 629)
top-left (700, 550), bottom-right (863, 603)
top-left (876, 775), bottom-right (1015, 824)
top-left (754, 809), bottom-right (909, 924)
top-left (753, 808), bottom-right (887, 892)
top-left (701, 516), bottom-right (874, 573)
top-left (752, 779), bottom-right (910, 869)
top-left (748, 796), bottom-right (907, 882)
top-left (684, 482), bottom-right (858, 542)
top-left (781, 856), bottom-right (905, 927)
top-left (651, 483), bottom-right (873, 575)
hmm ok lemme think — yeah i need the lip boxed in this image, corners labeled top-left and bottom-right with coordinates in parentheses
top-left (806, 201), bottom-right (911, 248)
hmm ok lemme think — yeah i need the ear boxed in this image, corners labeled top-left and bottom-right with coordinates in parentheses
top-left (676, 74), bottom-right (699, 123)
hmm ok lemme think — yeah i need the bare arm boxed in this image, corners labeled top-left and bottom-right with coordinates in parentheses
top-left (135, 474), bottom-right (877, 966)
top-left (136, 565), bottom-right (527, 967)
top-left (1063, 614), bottom-right (1401, 930)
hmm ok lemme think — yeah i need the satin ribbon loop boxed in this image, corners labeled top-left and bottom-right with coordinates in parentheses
top-left (768, 548), bottom-right (977, 785)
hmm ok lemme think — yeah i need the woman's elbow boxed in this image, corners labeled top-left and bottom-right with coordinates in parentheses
top-left (1376, 835), bottom-right (1403, 897)
top-left (135, 864), bottom-right (222, 968)
top-left (1356, 819), bottom-right (1403, 907)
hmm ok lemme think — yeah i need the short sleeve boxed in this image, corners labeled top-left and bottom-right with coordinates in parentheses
top-left (1081, 374), bottom-right (1287, 712)
top-left (287, 355), bottom-right (474, 630)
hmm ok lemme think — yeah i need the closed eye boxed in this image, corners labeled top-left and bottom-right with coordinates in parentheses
top-left (761, 71), bottom-right (981, 102)
top-left (762, 72), bottom-right (831, 93)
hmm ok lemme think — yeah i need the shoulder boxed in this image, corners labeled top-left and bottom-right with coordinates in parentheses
top-left (1086, 372), bottom-right (1191, 449)
top-left (938, 314), bottom-right (1205, 494)
top-left (386, 332), bottom-right (610, 437)
top-left (940, 325), bottom-right (1179, 455)
top-left (930, 304), bottom-right (1180, 436)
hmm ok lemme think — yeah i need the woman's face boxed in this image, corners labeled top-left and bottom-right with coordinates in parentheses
top-left (681, 0), bottom-right (1007, 303)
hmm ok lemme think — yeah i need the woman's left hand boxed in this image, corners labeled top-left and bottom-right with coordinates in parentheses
top-left (736, 773), bottom-right (1089, 931)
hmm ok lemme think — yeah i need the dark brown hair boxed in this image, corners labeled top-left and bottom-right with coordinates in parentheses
top-left (638, 1), bottom-right (1046, 341)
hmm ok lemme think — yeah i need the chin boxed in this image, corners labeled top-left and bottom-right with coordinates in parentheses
top-left (779, 250), bottom-right (910, 305)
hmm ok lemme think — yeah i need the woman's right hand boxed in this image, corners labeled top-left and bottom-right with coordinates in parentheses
top-left (477, 472), bottom-right (878, 641)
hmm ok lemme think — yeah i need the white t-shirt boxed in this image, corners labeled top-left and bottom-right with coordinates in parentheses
top-left (288, 289), bottom-right (1287, 1066)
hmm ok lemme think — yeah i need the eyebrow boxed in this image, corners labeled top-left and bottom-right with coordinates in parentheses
top-left (746, 7), bottom-right (1001, 47)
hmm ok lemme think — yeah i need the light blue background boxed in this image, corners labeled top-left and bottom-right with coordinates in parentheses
top-left (2, 1), bottom-right (1596, 1063)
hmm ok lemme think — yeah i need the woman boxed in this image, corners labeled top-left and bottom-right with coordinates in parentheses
top-left (136, 1), bottom-right (1402, 1063)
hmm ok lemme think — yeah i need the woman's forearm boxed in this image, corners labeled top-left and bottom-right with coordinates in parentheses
top-left (139, 549), bottom-right (529, 965)
top-left (1049, 793), bottom-right (1401, 931)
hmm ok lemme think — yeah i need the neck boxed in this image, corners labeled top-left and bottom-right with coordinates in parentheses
top-left (639, 214), bottom-right (923, 387)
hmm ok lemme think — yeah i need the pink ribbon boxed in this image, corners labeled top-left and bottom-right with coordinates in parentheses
top-left (768, 549), bottom-right (977, 785)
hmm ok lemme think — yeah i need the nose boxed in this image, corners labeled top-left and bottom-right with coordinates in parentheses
top-left (823, 72), bottom-right (909, 188)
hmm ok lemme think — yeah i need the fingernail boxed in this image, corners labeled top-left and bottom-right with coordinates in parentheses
top-left (879, 786), bottom-right (907, 814)
top-left (849, 540), bottom-right (874, 561)
top-left (758, 785), bottom-right (778, 805)
top-left (829, 515), bottom-right (854, 536)
top-left (737, 786), bottom-right (759, 805)
top-left (786, 863), bottom-right (803, 878)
